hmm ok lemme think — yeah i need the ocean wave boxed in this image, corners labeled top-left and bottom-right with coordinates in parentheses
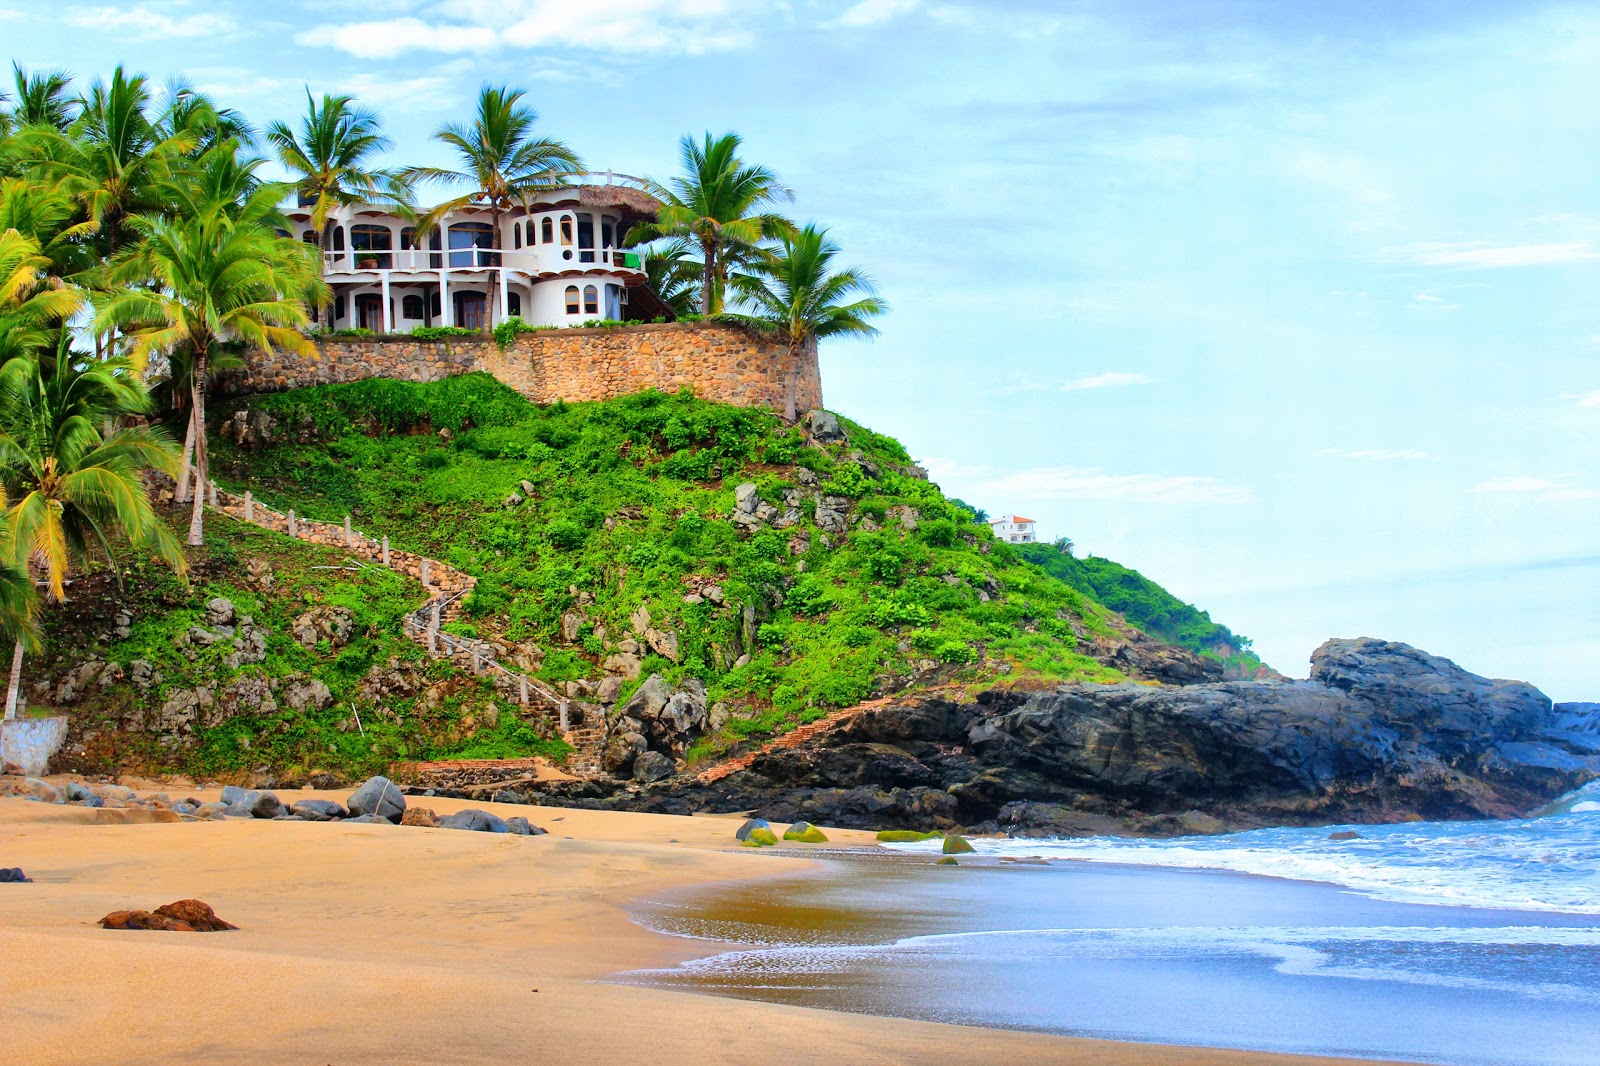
top-left (882, 788), bottom-right (1600, 913)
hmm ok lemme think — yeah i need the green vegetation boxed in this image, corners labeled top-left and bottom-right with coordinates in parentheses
top-left (941, 834), bottom-right (976, 855)
top-left (1017, 543), bottom-right (1266, 674)
top-left (876, 829), bottom-right (944, 842)
top-left (783, 823), bottom-right (829, 843)
top-left (741, 827), bottom-right (779, 847)
top-left (214, 374), bottom-right (1126, 751)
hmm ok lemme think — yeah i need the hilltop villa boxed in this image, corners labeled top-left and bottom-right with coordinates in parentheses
top-left (989, 514), bottom-right (1038, 543)
top-left (287, 172), bottom-right (671, 332)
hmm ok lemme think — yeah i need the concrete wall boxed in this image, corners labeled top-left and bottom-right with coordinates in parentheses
top-left (217, 322), bottom-right (823, 415)
top-left (1, 716), bottom-right (68, 776)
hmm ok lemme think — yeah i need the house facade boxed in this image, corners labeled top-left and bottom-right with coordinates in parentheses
top-left (988, 514), bottom-right (1038, 543)
top-left (287, 173), bottom-right (666, 333)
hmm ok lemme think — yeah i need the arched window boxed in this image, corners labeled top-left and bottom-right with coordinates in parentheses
top-left (350, 224), bottom-right (392, 268)
top-left (541, 217), bottom-right (554, 244)
top-left (507, 292), bottom-right (522, 317)
top-left (401, 294), bottom-right (425, 320)
top-left (513, 225), bottom-right (522, 249)
top-left (559, 215), bottom-right (573, 245)
top-left (526, 220), bottom-right (536, 245)
top-left (583, 285), bottom-right (598, 315)
top-left (564, 285), bottom-right (580, 314)
top-left (331, 226), bottom-right (345, 251)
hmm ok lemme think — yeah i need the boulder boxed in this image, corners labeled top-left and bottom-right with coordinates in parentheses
top-left (734, 817), bottom-right (771, 843)
top-left (250, 792), bottom-right (286, 819)
top-left (22, 778), bottom-right (63, 803)
top-left (505, 816), bottom-right (546, 836)
top-left (204, 598), bottom-right (236, 627)
top-left (291, 799), bottom-right (348, 821)
top-left (741, 827), bottom-right (779, 847)
top-left (220, 786), bottom-right (261, 807)
top-left (601, 731), bottom-right (647, 776)
top-left (782, 821), bottom-right (828, 843)
top-left (347, 777), bottom-right (406, 823)
top-left (438, 809), bottom-right (509, 833)
top-left (400, 807), bottom-right (440, 828)
top-left (941, 834), bottom-right (976, 855)
top-left (290, 606), bottom-right (356, 650)
top-left (632, 750), bottom-right (675, 783)
top-left (806, 410), bottom-right (846, 443)
top-left (343, 814), bottom-right (392, 824)
top-left (0, 867), bottom-right (31, 883)
top-left (283, 677), bottom-right (334, 713)
top-left (100, 899), bottom-right (236, 932)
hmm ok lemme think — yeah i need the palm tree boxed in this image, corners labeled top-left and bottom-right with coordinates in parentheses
top-left (725, 224), bottom-right (887, 422)
top-left (0, 223), bottom-right (85, 364)
top-left (2, 64), bottom-right (77, 134)
top-left (0, 349), bottom-right (185, 716)
top-left (155, 78), bottom-right (257, 156)
top-left (641, 237), bottom-right (701, 318)
top-left (266, 90), bottom-right (408, 324)
top-left (97, 192), bottom-right (323, 545)
top-left (627, 132), bottom-right (794, 316)
top-left (405, 85), bottom-right (580, 331)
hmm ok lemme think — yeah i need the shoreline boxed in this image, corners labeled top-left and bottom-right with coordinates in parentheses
top-left (0, 782), bottom-right (1394, 1065)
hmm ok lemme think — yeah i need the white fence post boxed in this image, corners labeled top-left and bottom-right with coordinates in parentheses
top-left (381, 535), bottom-right (389, 566)
top-left (208, 479), bottom-right (218, 507)
top-left (428, 601), bottom-right (440, 653)
top-left (244, 490), bottom-right (253, 521)
top-left (344, 515), bottom-right (352, 546)
top-left (288, 510), bottom-right (296, 537)
top-left (559, 700), bottom-right (569, 733)
top-left (420, 558), bottom-right (431, 587)
top-left (519, 675), bottom-right (528, 706)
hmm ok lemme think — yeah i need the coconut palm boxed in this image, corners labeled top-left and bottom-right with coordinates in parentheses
top-left (97, 196), bottom-right (323, 545)
top-left (0, 225), bottom-right (84, 364)
top-left (0, 348), bottom-right (184, 715)
top-left (405, 85), bottom-right (581, 330)
top-left (155, 78), bottom-right (257, 156)
top-left (724, 224), bottom-right (887, 422)
top-left (627, 133), bottom-right (793, 316)
top-left (267, 90), bottom-right (408, 324)
top-left (2, 64), bottom-right (77, 135)
top-left (641, 237), bottom-right (701, 319)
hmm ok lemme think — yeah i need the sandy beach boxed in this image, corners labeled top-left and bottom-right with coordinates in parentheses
top-left (0, 784), bottom-right (1386, 1065)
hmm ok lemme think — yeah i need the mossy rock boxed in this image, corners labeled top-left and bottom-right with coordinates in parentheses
top-left (936, 856), bottom-right (959, 866)
top-left (941, 834), bottom-right (976, 855)
top-left (783, 822), bottom-right (828, 843)
top-left (742, 827), bottom-right (779, 847)
top-left (875, 829), bottom-right (942, 842)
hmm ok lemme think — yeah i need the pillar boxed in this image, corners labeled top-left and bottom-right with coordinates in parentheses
top-left (244, 491), bottom-right (253, 521)
top-left (497, 267), bottom-right (509, 324)
top-left (381, 535), bottom-right (389, 566)
top-left (344, 515), bottom-right (352, 546)
top-left (208, 479), bottom-right (217, 506)
top-left (380, 271), bottom-right (392, 333)
top-left (519, 675), bottom-right (528, 706)
top-left (439, 220), bottom-right (453, 326)
top-left (420, 558), bottom-right (431, 587)
top-left (428, 601), bottom-right (440, 653)
top-left (288, 510), bottom-right (296, 537)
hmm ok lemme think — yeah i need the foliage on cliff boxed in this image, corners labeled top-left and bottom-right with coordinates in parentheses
top-left (211, 374), bottom-right (1128, 747)
top-left (36, 510), bottom-right (568, 781)
top-left (1016, 543), bottom-right (1266, 675)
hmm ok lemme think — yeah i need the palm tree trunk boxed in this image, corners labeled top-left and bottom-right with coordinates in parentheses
top-left (186, 347), bottom-right (208, 547)
top-left (316, 224), bottom-right (331, 327)
top-left (784, 336), bottom-right (802, 423)
top-left (174, 406), bottom-right (195, 504)
top-left (700, 238), bottom-right (716, 316)
top-left (4, 640), bottom-right (23, 721)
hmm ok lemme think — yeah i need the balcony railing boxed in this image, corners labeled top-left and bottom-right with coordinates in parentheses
top-left (323, 248), bottom-right (645, 274)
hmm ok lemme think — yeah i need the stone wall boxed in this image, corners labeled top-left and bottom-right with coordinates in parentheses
top-left (1, 717), bottom-right (68, 776)
top-left (217, 322), bottom-right (822, 414)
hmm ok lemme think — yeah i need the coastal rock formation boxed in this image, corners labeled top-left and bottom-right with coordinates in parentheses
top-left (534, 638), bottom-right (1600, 836)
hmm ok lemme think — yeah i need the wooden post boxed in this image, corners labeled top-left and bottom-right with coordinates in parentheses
top-left (428, 601), bottom-right (440, 653)
top-left (244, 491), bottom-right (253, 521)
top-left (288, 510), bottom-right (296, 537)
top-left (420, 558), bottom-right (431, 587)
top-left (519, 675), bottom-right (528, 706)
top-left (381, 535), bottom-right (390, 566)
top-left (344, 515), bottom-right (352, 546)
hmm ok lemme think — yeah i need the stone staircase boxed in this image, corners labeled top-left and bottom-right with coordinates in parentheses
top-left (695, 696), bottom-right (896, 784)
top-left (207, 484), bottom-right (607, 775)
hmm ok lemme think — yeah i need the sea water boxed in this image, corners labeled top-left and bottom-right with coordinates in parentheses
top-left (627, 783), bottom-right (1600, 1065)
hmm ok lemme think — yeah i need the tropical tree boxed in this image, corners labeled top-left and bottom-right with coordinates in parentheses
top-left (266, 90), bottom-right (408, 323)
top-left (725, 224), bottom-right (887, 421)
top-left (405, 85), bottom-right (581, 330)
top-left (2, 64), bottom-right (77, 135)
top-left (155, 78), bottom-right (257, 156)
top-left (0, 349), bottom-right (185, 716)
top-left (97, 190), bottom-right (323, 545)
top-left (0, 221), bottom-right (85, 364)
top-left (628, 132), bottom-right (793, 316)
top-left (641, 237), bottom-right (701, 318)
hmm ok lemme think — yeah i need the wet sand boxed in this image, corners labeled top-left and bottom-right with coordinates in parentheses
top-left (0, 786), bottom-right (1385, 1065)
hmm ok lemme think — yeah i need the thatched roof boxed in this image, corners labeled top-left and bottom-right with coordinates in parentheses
top-left (574, 184), bottom-right (662, 222)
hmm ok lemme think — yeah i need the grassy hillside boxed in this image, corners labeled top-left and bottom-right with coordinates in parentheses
top-left (1016, 543), bottom-right (1266, 675)
top-left (211, 374), bottom-right (1134, 755)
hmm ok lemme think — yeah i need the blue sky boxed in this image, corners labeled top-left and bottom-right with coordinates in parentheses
top-left (8, 0), bottom-right (1599, 699)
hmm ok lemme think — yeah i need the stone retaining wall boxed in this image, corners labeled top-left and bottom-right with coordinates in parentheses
top-left (1, 716), bottom-right (68, 776)
top-left (217, 322), bottom-right (822, 414)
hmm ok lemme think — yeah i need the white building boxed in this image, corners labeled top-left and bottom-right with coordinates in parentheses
top-left (988, 514), bottom-right (1038, 543)
top-left (286, 173), bottom-right (669, 332)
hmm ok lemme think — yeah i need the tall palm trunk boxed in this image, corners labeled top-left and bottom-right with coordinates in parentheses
top-left (784, 335), bottom-right (803, 423)
top-left (316, 222), bottom-right (331, 327)
top-left (174, 403), bottom-right (195, 504)
top-left (4, 640), bottom-right (23, 721)
top-left (186, 347), bottom-right (208, 546)
top-left (700, 237), bottom-right (717, 315)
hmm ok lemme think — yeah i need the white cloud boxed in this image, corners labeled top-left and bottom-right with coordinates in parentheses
top-left (1384, 242), bottom-right (1600, 268)
top-left (837, 0), bottom-right (922, 27)
top-left (66, 5), bottom-right (235, 39)
top-left (300, 0), bottom-right (756, 59)
top-left (1575, 389), bottom-right (1600, 409)
top-left (1059, 371), bottom-right (1155, 392)
top-left (1472, 476), bottom-right (1600, 501)
top-left (1320, 448), bottom-right (1430, 462)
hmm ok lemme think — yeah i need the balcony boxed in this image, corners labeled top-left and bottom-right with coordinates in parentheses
top-left (323, 248), bottom-right (645, 276)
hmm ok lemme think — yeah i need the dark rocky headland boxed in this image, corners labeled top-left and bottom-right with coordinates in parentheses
top-left (521, 637), bottom-right (1600, 836)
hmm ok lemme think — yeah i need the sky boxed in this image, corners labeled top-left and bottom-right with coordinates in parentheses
top-left (7, 0), bottom-right (1599, 699)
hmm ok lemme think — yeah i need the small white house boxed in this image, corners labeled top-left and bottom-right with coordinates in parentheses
top-left (988, 514), bottom-right (1038, 543)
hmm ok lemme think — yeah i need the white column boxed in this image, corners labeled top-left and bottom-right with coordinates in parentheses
top-left (380, 271), bottom-right (392, 333)
top-left (497, 267), bottom-right (509, 323)
top-left (439, 220), bottom-right (453, 326)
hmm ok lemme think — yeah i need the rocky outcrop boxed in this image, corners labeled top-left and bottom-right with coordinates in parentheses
top-left (528, 638), bottom-right (1600, 836)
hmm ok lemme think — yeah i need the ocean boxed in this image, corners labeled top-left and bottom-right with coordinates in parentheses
top-left (625, 781), bottom-right (1600, 1065)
